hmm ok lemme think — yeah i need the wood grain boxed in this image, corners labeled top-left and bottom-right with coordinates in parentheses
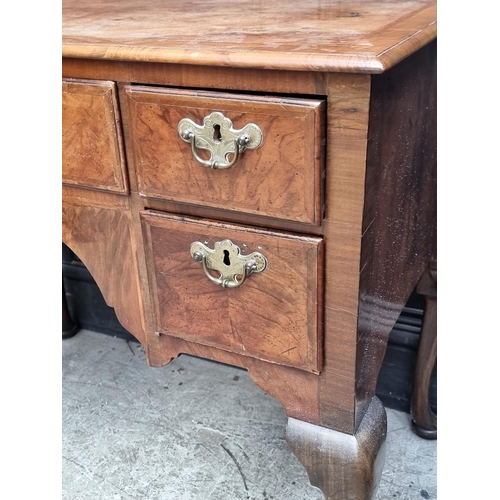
top-left (126, 87), bottom-right (324, 225)
top-left (146, 333), bottom-right (322, 424)
top-left (62, 59), bottom-right (329, 96)
top-left (141, 211), bottom-right (323, 373)
top-left (316, 74), bottom-right (372, 434)
top-left (62, 187), bottom-right (146, 346)
top-left (62, 79), bottom-right (128, 193)
top-left (286, 397), bottom-right (387, 500)
top-left (355, 41), bottom-right (437, 429)
top-left (136, 197), bottom-right (325, 236)
top-left (62, 0), bottom-right (436, 73)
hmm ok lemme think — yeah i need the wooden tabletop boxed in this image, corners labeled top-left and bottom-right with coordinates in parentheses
top-left (62, 0), bottom-right (436, 73)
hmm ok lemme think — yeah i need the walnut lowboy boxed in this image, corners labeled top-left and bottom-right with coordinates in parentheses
top-left (62, 1), bottom-right (436, 498)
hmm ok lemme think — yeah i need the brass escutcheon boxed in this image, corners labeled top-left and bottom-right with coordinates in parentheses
top-left (190, 239), bottom-right (267, 288)
top-left (178, 112), bottom-right (263, 169)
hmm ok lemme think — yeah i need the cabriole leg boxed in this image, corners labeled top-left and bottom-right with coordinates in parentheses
top-left (411, 260), bottom-right (437, 439)
top-left (286, 397), bottom-right (387, 500)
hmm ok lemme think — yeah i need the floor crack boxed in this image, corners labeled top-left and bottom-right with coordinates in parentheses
top-left (220, 444), bottom-right (249, 491)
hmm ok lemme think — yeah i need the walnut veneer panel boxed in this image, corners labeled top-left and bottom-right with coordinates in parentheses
top-left (141, 211), bottom-right (324, 373)
top-left (355, 41), bottom-right (437, 428)
top-left (62, 187), bottom-right (146, 346)
top-left (126, 87), bottom-right (324, 225)
top-left (62, 79), bottom-right (128, 193)
top-left (62, 0), bottom-right (436, 73)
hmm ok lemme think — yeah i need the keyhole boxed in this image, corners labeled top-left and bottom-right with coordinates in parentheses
top-left (213, 124), bottom-right (222, 143)
top-left (223, 250), bottom-right (231, 266)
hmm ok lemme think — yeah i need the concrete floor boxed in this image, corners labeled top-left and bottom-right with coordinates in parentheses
top-left (62, 330), bottom-right (437, 500)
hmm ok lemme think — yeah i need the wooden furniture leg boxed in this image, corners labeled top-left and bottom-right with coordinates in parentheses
top-left (286, 398), bottom-right (387, 500)
top-left (411, 260), bottom-right (437, 439)
top-left (62, 279), bottom-right (79, 339)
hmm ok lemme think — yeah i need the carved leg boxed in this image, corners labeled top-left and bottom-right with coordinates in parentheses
top-left (411, 260), bottom-right (437, 439)
top-left (286, 397), bottom-right (387, 500)
top-left (62, 279), bottom-right (79, 339)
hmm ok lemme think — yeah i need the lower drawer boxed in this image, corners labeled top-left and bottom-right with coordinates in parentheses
top-left (141, 211), bottom-right (323, 373)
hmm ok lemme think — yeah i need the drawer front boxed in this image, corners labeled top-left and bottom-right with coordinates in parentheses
top-left (142, 211), bottom-right (323, 373)
top-left (62, 79), bottom-right (128, 193)
top-left (127, 87), bottom-right (324, 225)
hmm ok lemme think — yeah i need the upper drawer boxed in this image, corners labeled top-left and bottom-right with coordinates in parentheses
top-left (62, 79), bottom-right (128, 193)
top-left (126, 87), bottom-right (325, 225)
